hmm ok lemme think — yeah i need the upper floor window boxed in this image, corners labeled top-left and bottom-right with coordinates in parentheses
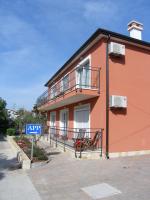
top-left (76, 56), bottom-right (91, 89)
top-left (51, 84), bottom-right (57, 99)
top-left (61, 74), bottom-right (69, 92)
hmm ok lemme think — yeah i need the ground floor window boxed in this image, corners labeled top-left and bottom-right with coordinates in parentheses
top-left (74, 104), bottom-right (90, 138)
top-left (59, 109), bottom-right (69, 136)
top-left (50, 111), bottom-right (56, 135)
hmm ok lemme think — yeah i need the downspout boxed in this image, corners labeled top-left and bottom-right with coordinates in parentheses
top-left (106, 35), bottom-right (110, 159)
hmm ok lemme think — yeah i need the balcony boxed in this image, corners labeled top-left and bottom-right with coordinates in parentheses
top-left (37, 67), bottom-right (100, 111)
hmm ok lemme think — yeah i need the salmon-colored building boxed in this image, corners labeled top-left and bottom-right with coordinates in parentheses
top-left (37, 21), bottom-right (150, 158)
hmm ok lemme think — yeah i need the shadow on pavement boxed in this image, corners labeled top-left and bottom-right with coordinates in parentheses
top-left (0, 134), bottom-right (7, 141)
top-left (0, 153), bottom-right (21, 181)
top-left (0, 172), bottom-right (5, 180)
top-left (46, 151), bottom-right (61, 156)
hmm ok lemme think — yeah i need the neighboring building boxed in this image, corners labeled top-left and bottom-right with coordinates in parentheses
top-left (7, 109), bottom-right (18, 119)
top-left (37, 21), bottom-right (150, 158)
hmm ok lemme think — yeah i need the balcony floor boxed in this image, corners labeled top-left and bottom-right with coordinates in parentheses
top-left (38, 88), bottom-right (99, 111)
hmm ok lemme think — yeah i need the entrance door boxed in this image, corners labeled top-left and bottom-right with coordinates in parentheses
top-left (74, 105), bottom-right (90, 138)
top-left (60, 109), bottom-right (68, 136)
top-left (50, 112), bottom-right (56, 135)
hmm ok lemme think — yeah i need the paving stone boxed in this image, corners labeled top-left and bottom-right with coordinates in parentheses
top-left (81, 183), bottom-right (121, 199)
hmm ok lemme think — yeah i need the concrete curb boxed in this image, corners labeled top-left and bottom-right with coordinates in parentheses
top-left (7, 136), bottom-right (31, 169)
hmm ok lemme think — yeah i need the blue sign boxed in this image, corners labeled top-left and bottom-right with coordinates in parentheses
top-left (25, 124), bottom-right (42, 135)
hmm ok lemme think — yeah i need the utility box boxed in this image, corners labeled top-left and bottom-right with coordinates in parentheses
top-left (109, 42), bottom-right (125, 56)
top-left (110, 95), bottom-right (127, 108)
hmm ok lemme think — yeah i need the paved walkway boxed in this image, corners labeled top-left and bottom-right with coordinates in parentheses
top-left (0, 135), bottom-right (41, 200)
top-left (1, 136), bottom-right (150, 200)
top-left (29, 140), bottom-right (150, 200)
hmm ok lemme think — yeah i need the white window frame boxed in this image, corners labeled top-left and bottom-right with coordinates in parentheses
top-left (50, 84), bottom-right (57, 99)
top-left (76, 55), bottom-right (91, 89)
top-left (50, 111), bottom-right (56, 135)
top-left (59, 109), bottom-right (69, 136)
top-left (61, 74), bottom-right (70, 92)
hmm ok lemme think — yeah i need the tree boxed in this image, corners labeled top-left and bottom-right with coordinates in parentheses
top-left (0, 97), bottom-right (9, 133)
top-left (15, 108), bottom-right (26, 134)
top-left (15, 108), bottom-right (47, 135)
top-left (32, 104), bottom-right (47, 133)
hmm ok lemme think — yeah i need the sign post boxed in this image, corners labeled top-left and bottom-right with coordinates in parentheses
top-left (31, 137), bottom-right (34, 161)
top-left (25, 124), bottom-right (42, 161)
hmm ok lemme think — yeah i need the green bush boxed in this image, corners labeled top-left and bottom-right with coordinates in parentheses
top-left (33, 146), bottom-right (48, 160)
top-left (6, 128), bottom-right (16, 136)
top-left (14, 136), bottom-right (48, 161)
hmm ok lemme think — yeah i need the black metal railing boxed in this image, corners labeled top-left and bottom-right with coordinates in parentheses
top-left (36, 67), bottom-right (100, 107)
top-left (49, 127), bottom-right (103, 158)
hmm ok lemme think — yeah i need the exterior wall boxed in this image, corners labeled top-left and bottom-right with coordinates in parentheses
top-left (84, 39), bottom-right (150, 154)
top-left (47, 98), bottom-right (101, 139)
top-left (109, 44), bottom-right (150, 153)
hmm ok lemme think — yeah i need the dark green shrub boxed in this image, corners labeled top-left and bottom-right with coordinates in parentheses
top-left (6, 128), bottom-right (16, 136)
top-left (33, 146), bottom-right (48, 160)
top-left (14, 136), bottom-right (48, 161)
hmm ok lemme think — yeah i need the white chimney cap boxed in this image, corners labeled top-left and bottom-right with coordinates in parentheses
top-left (127, 20), bottom-right (143, 40)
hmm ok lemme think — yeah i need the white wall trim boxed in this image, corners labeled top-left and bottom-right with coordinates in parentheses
top-left (50, 111), bottom-right (56, 126)
top-left (75, 55), bottom-right (91, 89)
top-left (74, 103), bottom-right (90, 111)
top-left (76, 55), bottom-right (91, 68)
top-left (109, 149), bottom-right (150, 158)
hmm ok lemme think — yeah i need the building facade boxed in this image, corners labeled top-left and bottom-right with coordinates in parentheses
top-left (37, 21), bottom-right (150, 158)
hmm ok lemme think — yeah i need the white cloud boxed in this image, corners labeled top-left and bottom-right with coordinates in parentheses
top-left (83, 0), bottom-right (119, 24)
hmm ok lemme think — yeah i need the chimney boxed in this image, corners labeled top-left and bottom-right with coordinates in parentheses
top-left (127, 20), bottom-right (143, 40)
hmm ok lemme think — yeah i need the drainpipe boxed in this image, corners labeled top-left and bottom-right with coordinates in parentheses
top-left (106, 35), bottom-right (110, 159)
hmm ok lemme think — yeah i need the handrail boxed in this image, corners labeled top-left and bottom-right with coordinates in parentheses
top-left (36, 67), bottom-right (100, 107)
top-left (49, 126), bottom-right (103, 135)
top-left (49, 127), bottom-right (103, 158)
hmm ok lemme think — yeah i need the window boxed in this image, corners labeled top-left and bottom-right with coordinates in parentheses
top-left (60, 109), bottom-right (69, 136)
top-left (76, 58), bottom-right (91, 89)
top-left (74, 104), bottom-right (90, 138)
top-left (51, 85), bottom-right (57, 99)
top-left (61, 74), bottom-right (69, 92)
top-left (50, 112), bottom-right (56, 135)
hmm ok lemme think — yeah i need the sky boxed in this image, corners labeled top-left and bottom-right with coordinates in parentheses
top-left (0, 0), bottom-right (150, 111)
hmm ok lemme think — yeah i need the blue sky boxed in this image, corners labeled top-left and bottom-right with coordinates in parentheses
top-left (0, 0), bottom-right (150, 110)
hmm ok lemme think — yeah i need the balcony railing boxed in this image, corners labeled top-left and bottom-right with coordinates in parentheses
top-left (36, 67), bottom-right (100, 107)
top-left (48, 127), bottom-right (103, 158)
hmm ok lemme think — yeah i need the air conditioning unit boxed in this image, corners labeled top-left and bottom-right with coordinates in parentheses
top-left (110, 95), bottom-right (127, 108)
top-left (109, 42), bottom-right (125, 56)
